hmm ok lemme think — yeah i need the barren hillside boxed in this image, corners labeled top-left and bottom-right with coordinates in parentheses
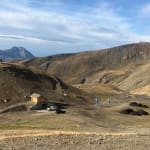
top-left (18, 42), bottom-right (150, 96)
top-left (0, 63), bottom-right (92, 109)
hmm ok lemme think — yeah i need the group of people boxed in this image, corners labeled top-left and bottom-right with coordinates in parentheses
top-left (94, 97), bottom-right (111, 105)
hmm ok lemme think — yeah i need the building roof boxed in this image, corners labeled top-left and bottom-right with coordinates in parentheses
top-left (30, 93), bottom-right (41, 98)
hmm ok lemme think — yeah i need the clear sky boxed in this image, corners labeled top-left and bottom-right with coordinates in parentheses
top-left (0, 0), bottom-right (150, 56)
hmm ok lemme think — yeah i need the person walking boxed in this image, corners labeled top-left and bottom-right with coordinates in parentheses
top-left (108, 98), bottom-right (111, 103)
top-left (95, 96), bottom-right (100, 105)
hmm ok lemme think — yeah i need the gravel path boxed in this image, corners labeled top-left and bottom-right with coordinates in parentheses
top-left (0, 131), bottom-right (150, 150)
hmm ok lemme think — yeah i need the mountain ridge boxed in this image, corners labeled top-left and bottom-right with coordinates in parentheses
top-left (0, 46), bottom-right (34, 61)
top-left (17, 42), bottom-right (150, 96)
top-left (19, 42), bottom-right (150, 80)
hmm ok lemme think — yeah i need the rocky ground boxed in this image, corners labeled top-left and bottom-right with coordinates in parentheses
top-left (0, 133), bottom-right (150, 150)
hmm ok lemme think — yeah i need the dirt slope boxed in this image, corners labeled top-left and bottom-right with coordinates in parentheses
top-left (0, 63), bottom-right (93, 109)
top-left (17, 42), bottom-right (150, 95)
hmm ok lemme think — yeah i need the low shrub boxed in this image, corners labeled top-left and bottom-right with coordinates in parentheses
top-left (129, 102), bottom-right (149, 108)
top-left (120, 108), bottom-right (149, 116)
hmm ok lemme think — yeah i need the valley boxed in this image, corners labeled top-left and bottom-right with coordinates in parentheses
top-left (1, 42), bottom-right (150, 149)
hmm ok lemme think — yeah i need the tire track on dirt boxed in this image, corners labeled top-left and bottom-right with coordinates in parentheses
top-left (0, 130), bottom-right (138, 140)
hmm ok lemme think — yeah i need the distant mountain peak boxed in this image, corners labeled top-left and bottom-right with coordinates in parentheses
top-left (0, 46), bottom-right (34, 61)
top-left (10, 46), bottom-right (28, 51)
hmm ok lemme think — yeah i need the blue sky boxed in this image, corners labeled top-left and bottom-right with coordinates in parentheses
top-left (0, 0), bottom-right (150, 56)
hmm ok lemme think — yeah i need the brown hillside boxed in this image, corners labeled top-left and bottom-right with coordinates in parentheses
top-left (0, 63), bottom-right (93, 109)
top-left (17, 42), bottom-right (150, 95)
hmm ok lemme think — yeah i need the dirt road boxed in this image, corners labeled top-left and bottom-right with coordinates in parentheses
top-left (0, 130), bottom-right (150, 150)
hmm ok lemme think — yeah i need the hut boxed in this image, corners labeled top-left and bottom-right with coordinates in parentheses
top-left (30, 93), bottom-right (44, 104)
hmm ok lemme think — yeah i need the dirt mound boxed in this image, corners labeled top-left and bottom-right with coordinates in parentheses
top-left (129, 102), bottom-right (149, 108)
